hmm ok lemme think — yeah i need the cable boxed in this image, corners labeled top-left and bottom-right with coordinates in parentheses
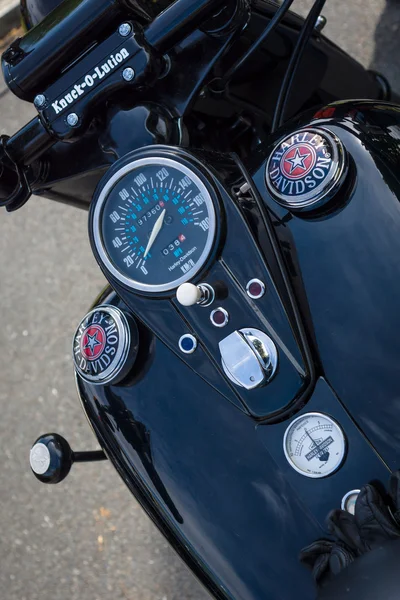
top-left (270, 0), bottom-right (327, 133)
top-left (221, 0), bottom-right (297, 86)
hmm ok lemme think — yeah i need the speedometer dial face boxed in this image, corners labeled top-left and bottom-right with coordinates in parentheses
top-left (92, 156), bottom-right (217, 293)
top-left (283, 413), bottom-right (346, 478)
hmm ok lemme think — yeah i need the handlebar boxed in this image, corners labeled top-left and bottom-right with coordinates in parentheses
top-left (2, 0), bottom-right (224, 102)
top-left (0, 138), bottom-right (19, 200)
top-left (145, 0), bottom-right (224, 53)
top-left (0, 0), bottom-right (233, 210)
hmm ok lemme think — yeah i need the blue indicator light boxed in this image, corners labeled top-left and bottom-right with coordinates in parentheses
top-left (139, 246), bottom-right (145, 253)
top-left (178, 207), bottom-right (185, 215)
top-left (133, 236), bottom-right (139, 243)
top-left (172, 198), bottom-right (179, 205)
top-left (174, 248), bottom-right (183, 258)
top-left (179, 334), bottom-right (197, 354)
top-left (163, 194), bottom-right (169, 201)
top-left (181, 337), bottom-right (194, 351)
top-left (181, 218), bottom-right (189, 225)
top-left (143, 197), bottom-right (149, 205)
top-left (132, 213), bottom-right (137, 220)
top-left (130, 225), bottom-right (136, 232)
top-left (135, 204), bottom-right (142, 211)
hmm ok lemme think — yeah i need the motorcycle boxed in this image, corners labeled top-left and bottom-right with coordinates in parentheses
top-left (1, 0), bottom-right (400, 598)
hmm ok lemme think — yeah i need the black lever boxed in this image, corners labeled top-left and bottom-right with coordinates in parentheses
top-left (30, 433), bottom-right (107, 484)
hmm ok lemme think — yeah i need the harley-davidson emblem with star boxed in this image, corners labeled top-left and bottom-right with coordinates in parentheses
top-left (265, 127), bottom-right (347, 210)
top-left (73, 305), bottom-right (137, 385)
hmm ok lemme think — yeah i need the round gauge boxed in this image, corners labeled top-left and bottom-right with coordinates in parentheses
top-left (283, 412), bottom-right (346, 478)
top-left (92, 156), bottom-right (217, 293)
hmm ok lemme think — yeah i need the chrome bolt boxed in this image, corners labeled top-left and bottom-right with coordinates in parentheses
top-left (118, 22), bottom-right (132, 37)
top-left (34, 94), bottom-right (46, 109)
top-left (122, 67), bottom-right (135, 82)
top-left (66, 113), bottom-right (79, 127)
top-left (315, 16), bottom-right (327, 32)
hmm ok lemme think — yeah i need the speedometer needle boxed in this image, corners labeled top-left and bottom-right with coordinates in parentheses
top-left (144, 209), bottom-right (166, 258)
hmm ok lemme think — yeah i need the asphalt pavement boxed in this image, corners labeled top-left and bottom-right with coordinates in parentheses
top-left (1, 1), bottom-right (400, 599)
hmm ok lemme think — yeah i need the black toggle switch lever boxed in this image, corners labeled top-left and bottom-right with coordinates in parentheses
top-left (30, 433), bottom-right (107, 484)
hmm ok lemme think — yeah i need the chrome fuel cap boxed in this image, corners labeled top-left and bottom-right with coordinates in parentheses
top-left (219, 328), bottom-right (278, 389)
top-left (73, 305), bottom-right (138, 385)
top-left (265, 127), bottom-right (347, 211)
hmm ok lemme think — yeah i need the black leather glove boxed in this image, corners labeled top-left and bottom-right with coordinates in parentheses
top-left (300, 470), bottom-right (400, 588)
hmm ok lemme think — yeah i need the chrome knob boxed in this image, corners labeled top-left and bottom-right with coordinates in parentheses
top-left (219, 328), bottom-right (278, 390)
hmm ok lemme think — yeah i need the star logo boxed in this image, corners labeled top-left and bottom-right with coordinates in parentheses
top-left (84, 331), bottom-right (102, 355)
top-left (280, 143), bottom-right (316, 180)
top-left (80, 324), bottom-right (106, 361)
top-left (285, 148), bottom-right (311, 173)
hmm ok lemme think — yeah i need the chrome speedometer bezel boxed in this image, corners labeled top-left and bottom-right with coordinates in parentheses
top-left (92, 156), bottom-right (217, 293)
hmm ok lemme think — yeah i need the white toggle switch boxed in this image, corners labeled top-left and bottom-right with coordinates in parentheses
top-left (176, 282), bottom-right (215, 307)
top-left (176, 283), bottom-right (202, 306)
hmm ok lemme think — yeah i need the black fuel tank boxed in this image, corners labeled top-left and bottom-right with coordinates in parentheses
top-left (251, 100), bottom-right (400, 471)
top-left (75, 102), bottom-right (400, 600)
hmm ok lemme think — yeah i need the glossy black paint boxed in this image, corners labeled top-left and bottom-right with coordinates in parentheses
top-left (145, 0), bottom-right (234, 54)
top-left (7, 1), bottom-right (400, 598)
top-left (37, 30), bottom-right (154, 141)
top-left (3, 0), bottom-right (123, 102)
top-left (31, 104), bottom-right (179, 210)
top-left (77, 288), bottom-right (390, 600)
top-left (250, 101), bottom-right (400, 471)
top-left (74, 103), bottom-right (400, 600)
top-left (20, 0), bottom-right (156, 30)
top-left (6, 117), bottom-right (53, 165)
top-left (88, 145), bottom-right (311, 419)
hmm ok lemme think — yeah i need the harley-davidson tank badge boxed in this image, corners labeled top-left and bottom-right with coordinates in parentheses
top-left (73, 305), bottom-right (138, 385)
top-left (265, 127), bottom-right (347, 210)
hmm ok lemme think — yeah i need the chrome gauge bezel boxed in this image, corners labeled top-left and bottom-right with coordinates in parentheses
top-left (283, 412), bottom-right (347, 479)
top-left (92, 156), bottom-right (217, 293)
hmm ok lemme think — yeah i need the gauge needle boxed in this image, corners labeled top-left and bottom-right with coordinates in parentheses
top-left (304, 428), bottom-right (326, 459)
top-left (144, 209), bottom-right (166, 258)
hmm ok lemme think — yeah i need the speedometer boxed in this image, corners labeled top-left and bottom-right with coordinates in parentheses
top-left (92, 155), bottom-right (217, 293)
